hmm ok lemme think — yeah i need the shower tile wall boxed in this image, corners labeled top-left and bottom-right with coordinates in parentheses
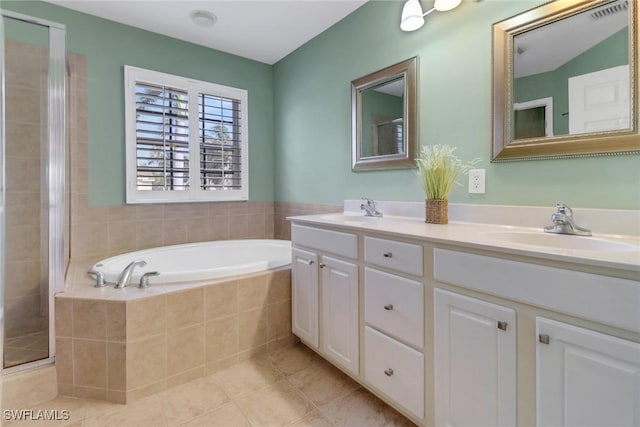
top-left (4, 41), bottom-right (48, 350)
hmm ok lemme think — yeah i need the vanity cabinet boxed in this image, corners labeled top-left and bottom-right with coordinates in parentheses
top-left (434, 247), bottom-right (640, 427)
top-left (321, 256), bottom-right (359, 375)
top-left (536, 317), bottom-right (640, 427)
top-left (291, 247), bottom-right (319, 348)
top-left (434, 289), bottom-right (516, 427)
top-left (291, 224), bottom-right (359, 375)
top-left (290, 215), bottom-right (639, 427)
top-left (363, 236), bottom-right (425, 420)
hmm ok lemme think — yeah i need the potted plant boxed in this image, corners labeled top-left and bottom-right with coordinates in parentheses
top-left (416, 145), bottom-right (479, 224)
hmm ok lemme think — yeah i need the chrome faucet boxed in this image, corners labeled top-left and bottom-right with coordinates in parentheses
top-left (544, 203), bottom-right (592, 236)
top-left (87, 270), bottom-right (107, 288)
top-left (115, 260), bottom-right (147, 288)
top-left (360, 197), bottom-right (383, 217)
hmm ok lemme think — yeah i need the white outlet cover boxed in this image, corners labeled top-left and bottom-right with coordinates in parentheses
top-left (468, 169), bottom-right (485, 194)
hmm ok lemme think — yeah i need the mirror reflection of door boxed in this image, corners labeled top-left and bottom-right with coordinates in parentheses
top-left (512, 0), bottom-right (629, 138)
top-left (360, 77), bottom-right (405, 158)
top-left (568, 65), bottom-right (630, 133)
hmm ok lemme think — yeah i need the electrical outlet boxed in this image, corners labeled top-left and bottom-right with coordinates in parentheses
top-left (468, 169), bottom-right (485, 194)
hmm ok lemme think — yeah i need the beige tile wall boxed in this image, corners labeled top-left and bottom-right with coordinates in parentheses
top-left (54, 268), bottom-right (292, 403)
top-left (274, 202), bottom-right (342, 240)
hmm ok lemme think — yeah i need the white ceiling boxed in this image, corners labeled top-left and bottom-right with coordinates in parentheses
top-left (43, 0), bottom-right (368, 64)
top-left (514, 1), bottom-right (628, 78)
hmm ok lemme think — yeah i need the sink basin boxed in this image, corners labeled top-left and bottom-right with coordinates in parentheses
top-left (318, 213), bottom-right (381, 225)
top-left (483, 231), bottom-right (640, 252)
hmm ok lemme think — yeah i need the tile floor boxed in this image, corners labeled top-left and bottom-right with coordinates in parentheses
top-left (3, 342), bottom-right (417, 426)
top-left (4, 331), bottom-right (49, 368)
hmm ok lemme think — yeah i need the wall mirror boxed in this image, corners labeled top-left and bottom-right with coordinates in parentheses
top-left (492, 0), bottom-right (639, 161)
top-left (352, 57), bottom-right (417, 170)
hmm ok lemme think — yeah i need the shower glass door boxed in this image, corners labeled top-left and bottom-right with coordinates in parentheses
top-left (1, 11), bottom-right (66, 370)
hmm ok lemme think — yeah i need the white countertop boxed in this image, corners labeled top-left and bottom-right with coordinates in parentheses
top-left (288, 212), bottom-right (640, 274)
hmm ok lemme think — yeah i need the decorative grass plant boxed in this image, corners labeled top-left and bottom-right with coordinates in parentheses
top-left (416, 145), bottom-right (480, 223)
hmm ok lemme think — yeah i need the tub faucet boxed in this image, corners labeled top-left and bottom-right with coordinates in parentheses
top-left (361, 197), bottom-right (383, 217)
top-left (115, 260), bottom-right (147, 288)
top-left (544, 203), bottom-right (592, 236)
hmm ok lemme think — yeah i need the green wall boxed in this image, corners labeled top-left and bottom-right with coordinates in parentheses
top-left (3, 0), bottom-right (639, 210)
top-left (273, 0), bottom-right (640, 209)
top-left (514, 27), bottom-right (629, 136)
top-left (2, 0), bottom-right (275, 205)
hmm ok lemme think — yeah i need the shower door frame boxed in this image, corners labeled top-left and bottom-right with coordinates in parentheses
top-left (0, 10), bottom-right (66, 372)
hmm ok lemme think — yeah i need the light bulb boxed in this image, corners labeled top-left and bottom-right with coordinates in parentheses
top-left (434, 0), bottom-right (462, 12)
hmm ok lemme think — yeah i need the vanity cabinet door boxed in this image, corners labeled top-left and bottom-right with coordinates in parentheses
top-left (292, 248), bottom-right (319, 348)
top-left (321, 256), bottom-right (359, 375)
top-left (536, 317), bottom-right (640, 427)
top-left (434, 289), bottom-right (516, 427)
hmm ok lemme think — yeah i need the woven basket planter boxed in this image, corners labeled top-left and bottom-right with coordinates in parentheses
top-left (425, 199), bottom-right (448, 224)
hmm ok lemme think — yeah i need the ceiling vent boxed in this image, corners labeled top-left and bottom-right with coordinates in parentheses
top-left (590, 0), bottom-right (628, 20)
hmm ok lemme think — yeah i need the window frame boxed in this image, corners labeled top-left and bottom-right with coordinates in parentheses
top-left (124, 65), bottom-right (249, 204)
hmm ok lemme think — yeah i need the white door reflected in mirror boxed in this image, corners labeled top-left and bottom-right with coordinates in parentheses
top-left (568, 65), bottom-right (630, 134)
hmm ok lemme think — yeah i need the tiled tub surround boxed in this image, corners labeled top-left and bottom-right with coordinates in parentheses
top-left (54, 268), bottom-right (292, 403)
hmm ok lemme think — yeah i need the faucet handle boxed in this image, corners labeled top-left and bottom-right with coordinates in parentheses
top-left (139, 271), bottom-right (160, 288)
top-left (87, 270), bottom-right (106, 288)
top-left (555, 203), bottom-right (573, 217)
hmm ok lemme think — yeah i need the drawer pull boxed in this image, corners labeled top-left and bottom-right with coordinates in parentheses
top-left (383, 252), bottom-right (393, 258)
top-left (497, 321), bottom-right (508, 331)
top-left (384, 304), bottom-right (394, 311)
top-left (384, 368), bottom-right (394, 377)
top-left (304, 259), bottom-right (315, 265)
top-left (539, 334), bottom-right (550, 345)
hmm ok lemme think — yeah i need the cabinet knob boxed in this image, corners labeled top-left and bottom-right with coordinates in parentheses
top-left (319, 263), bottom-right (326, 268)
top-left (383, 304), bottom-right (394, 311)
top-left (304, 259), bottom-right (315, 265)
top-left (497, 321), bottom-right (508, 331)
top-left (539, 334), bottom-right (550, 345)
top-left (384, 368), bottom-right (394, 377)
top-left (383, 252), bottom-right (393, 258)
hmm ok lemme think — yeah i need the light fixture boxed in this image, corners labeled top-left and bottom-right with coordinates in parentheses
top-left (400, 0), bottom-right (462, 32)
top-left (190, 10), bottom-right (217, 28)
top-left (434, 0), bottom-right (462, 12)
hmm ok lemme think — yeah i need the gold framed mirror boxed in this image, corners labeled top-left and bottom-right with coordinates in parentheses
top-left (492, 0), bottom-right (639, 161)
top-left (352, 57), bottom-right (418, 170)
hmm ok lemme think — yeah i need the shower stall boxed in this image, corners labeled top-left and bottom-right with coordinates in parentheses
top-left (0, 10), bottom-right (67, 371)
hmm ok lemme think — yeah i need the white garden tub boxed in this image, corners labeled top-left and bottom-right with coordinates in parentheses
top-left (91, 239), bottom-right (292, 285)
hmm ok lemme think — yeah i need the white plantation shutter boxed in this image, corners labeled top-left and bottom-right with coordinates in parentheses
top-left (135, 82), bottom-right (190, 191)
top-left (125, 66), bottom-right (248, 203)
top-left (198, 94), bottom-right (243, 190)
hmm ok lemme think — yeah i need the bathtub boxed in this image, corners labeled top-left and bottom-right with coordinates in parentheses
top-left (59, 238), bottom-right (294, 403)
top-left (91, 239), bottom-right (292, 285)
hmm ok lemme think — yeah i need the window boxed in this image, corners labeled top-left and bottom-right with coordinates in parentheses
top-left (124, 66), bottom-right (248, 203)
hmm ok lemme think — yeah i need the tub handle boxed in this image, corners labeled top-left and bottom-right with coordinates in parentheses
top-left (139, 271), bottom-right (160, 288)
top-left (87, 270), bottom-right (106, 288)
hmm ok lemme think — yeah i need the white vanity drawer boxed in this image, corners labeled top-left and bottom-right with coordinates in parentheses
top-left (364, 268), bottom-right (424, 349)
top-left (291, 224), bottom-right (357, 259)
top-left (364, 326), bottom-right (424, 420)
top-left (364, 236), bottom-right (423, 276)
top-left (434, 248), bottom-right (640, 333)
